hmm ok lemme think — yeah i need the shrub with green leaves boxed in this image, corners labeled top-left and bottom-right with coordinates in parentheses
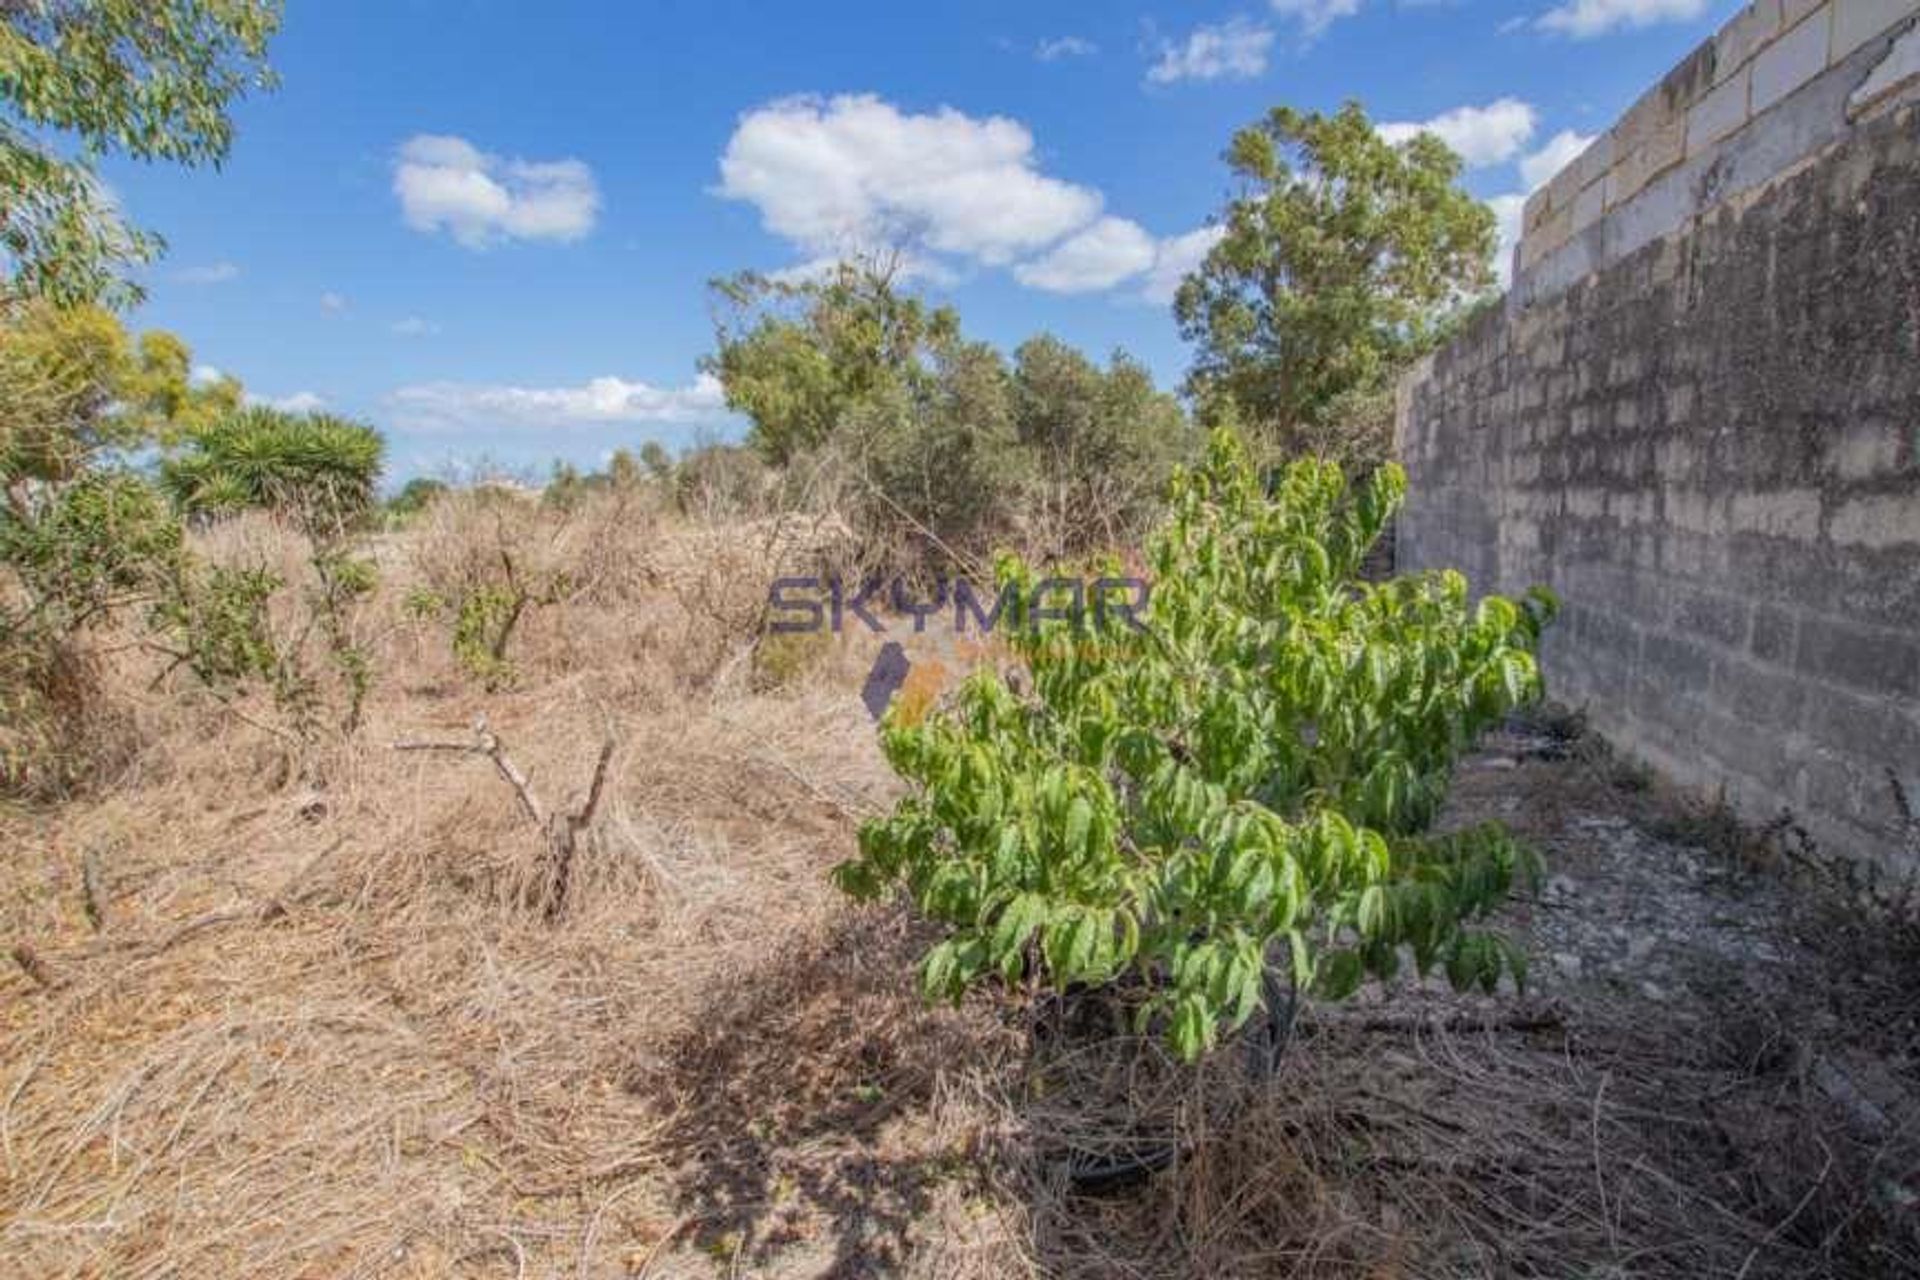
top-left (161, 406), bottom-right (383, 532)
top-left (834, 429), bottom-right (1555, 1061)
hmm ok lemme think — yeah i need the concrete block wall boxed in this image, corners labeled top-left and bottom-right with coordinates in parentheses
top-left (1513, 0), bottom-right (1920, 303)
top-left (1396, 1), bottom-right (1920, 873)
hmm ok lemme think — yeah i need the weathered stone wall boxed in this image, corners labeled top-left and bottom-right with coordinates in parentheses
top-left (1396, 0), bottom-right (1920, 871)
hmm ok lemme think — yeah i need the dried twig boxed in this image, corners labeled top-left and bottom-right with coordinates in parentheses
top-left (10, 943), bottom-right (55, 991)
top-left (394, 716), bottom-right (617, 919)
top-left (80, 850), bottom-right (106, 932)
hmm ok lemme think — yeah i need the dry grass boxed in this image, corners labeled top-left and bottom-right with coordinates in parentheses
top-left (2, 491), bottom-right (1915, 1278)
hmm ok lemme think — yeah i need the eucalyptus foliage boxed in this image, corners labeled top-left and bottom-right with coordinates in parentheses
top-left (1, 0), bottom-right (281, 307)
top-left (1176, 102), bottom-right (1496, 468)
top-left (836, 429), bottom-right (1554, 1061)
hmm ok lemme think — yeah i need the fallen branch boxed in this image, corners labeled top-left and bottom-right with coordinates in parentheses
top-left (80, 850), bottom-right (106, 932)
top-left (9, 943), bottom-right (55, 991)
top-left (395, 716), bottom-right (617, 920)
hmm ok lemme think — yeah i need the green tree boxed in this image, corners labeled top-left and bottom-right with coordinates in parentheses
top-left (638, 440), bottom-right (673, 480)
top-left (1010, 336), bottom-right (1192, 552)
top-left (387, 476), bottom-right (448, 520)
top-left (704, 259), bottom-right (959, 465)
top-left (1175, 102), bottom-right (1495, 467)
top-left (1, 0), bottom-right (281, 308)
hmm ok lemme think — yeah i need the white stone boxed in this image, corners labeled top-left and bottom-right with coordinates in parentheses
top-left (1848, 19), bottom-right (1920, 111)
top-left (1572, 179), bottom-right (1607, 234)
top-left (1752, 4), bottom-right (1835, 111)
top-left (1717, 0), bottom-right (1785, 76)
top-left (1688, 66), bottom-right (1753, 154)
top-left (1832, 0), bottom-right (1920, 63)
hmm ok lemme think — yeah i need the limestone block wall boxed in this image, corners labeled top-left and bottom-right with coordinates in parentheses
top-left (1396, 0), bottom-right (1920, 872)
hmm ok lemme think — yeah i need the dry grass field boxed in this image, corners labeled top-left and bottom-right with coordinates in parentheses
top-left (2, 488), bottom-right (1916, 1278)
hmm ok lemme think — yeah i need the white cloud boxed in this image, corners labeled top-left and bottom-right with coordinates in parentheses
top-left (1486, 193), bottom-right (1527, 285)
top-left (1142, 225), bottom-right (1227, 304)
top-left (1036, 35), bottom-right (1097, 60)
top-left (390, 372), bottom-right (731, 432)
top-left (256, 390), bottom-right (327, 413)
top-left (174, 261), bottom-right (240, 285)
top-left (1519, 129), bottom-right (1597, 191)
top-left (717, 94), bottom-right (1104, 269)
top-left (393, 134), bottom-right (600, 249)
top-left (1147, 18), bottom-right (1275, 84)
top-left (1536, 0), bottom-right (1709, 38)
top-left (190, 364), bottom-right (226, 387)
top-left (1379, 98), bottom-right (1538, 166)
top-left (1269, 0), bottom-right (1363, 39)
top-left (391, 315), bottom-right (441, 337)
top-left (1014, 217), bottom-right (1159, 293)
top-left (320, 291), bottom-right (348, 313)
top-left (766, 254), bottom-right (955, 287)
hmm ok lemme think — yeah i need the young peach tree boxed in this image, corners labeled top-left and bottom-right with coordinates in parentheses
top-left (834, 429), bottom-right (1555, 1061)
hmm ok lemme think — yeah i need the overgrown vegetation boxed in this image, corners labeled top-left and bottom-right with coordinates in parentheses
top-left (837, 430), bottom-right (1555, 1060)
top-left (707, 259), bottom-right (1192, 565)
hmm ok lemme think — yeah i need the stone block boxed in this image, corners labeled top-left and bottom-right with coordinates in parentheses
top-left (1796, 615), bottom-right (1920, 696)
top-left (1673, 586), bottom-right (1753, 647)
top-left (1750, 605), bottom-right (1799, 664)
top-left (1643, 629), bottom-right (1717, 692)
top-left (1571, 178), bottom-right (1608, 234)
top-left (1828, 493), bottom-right (1920, 548)
top-left (1728, 488), bottom-right (1823, 540)
top-left (1752, 4), bottom-right (1834, 112)
top-left (1688, 65), bottom-right (1753, 155)
top-left (1832, 0), bottom-right (1919, 62)
top-left (1717, 0), bottom-right (1785, 74)
top-left (1522, 186), bottom-right (1554, 235)
top-left (1714, 656), bottom-right (1810, 727)
top-left (1571, 130), bottom-right (1615, 189)
top-left (1849, 21), bottom-right (1920, 115)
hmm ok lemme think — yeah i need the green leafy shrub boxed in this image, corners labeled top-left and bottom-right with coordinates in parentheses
top-left (406, 551), bottom-right (568, 692)
top-left (161, 406), bottom-right (383, 531)
top-left (834, 429), bottom-right (1555, 1061)
top-left (151, 541), bottom-right (379, 740)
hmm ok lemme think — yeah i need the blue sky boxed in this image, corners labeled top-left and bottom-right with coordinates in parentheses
top-left (106, 0), bottom-right (1741, 483)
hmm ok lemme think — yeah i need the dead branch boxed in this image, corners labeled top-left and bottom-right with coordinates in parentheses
top-left (10, 943), bottom-right (55, 991)
top-left (80, 850), bottom-right (106, 932)
top-left (394, 716), bottom-right (617, 920)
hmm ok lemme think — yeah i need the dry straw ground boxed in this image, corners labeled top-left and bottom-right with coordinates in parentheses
top-left (2, 488), bottom-right (1916, 1278)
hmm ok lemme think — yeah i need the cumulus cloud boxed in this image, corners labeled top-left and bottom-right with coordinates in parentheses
top-left (256, 390), bottom-right (327, 413)
top-left (390, 372), bottom-right (731, 432)
top-left (393, 134), bottom-right (600, 249)
top-left (1269, 0), bottom-right (1363, 39)
top-left (1519, 129), bottom-right (1597, 190)
top-left (1379, 98), bottom-right (1538, 166)
top-left (320, 291), bottom-right (348, 313)
top-left (1014, 217), bottom-right (1158, 293)
top-left (174, 261), bottom-right (240, 285)
top-left (1536, 0), bottom-right (1709, 38)
top-left (1035, 35), bottom-right (1097, 60)
top-left (1147, 18), bottom-right (1275, 84)
top-left (717, 94), bottom-right (1104, 269)
top-left (391, 316), bottom-right (441, 337)
top-left (1142, 225), bottom-right (1227, 304)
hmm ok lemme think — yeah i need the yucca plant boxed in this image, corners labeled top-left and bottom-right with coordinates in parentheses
top-left (835, 428), bottom-right (1556, 1061)
top-left (161, 406), bottom-right (382, 531)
